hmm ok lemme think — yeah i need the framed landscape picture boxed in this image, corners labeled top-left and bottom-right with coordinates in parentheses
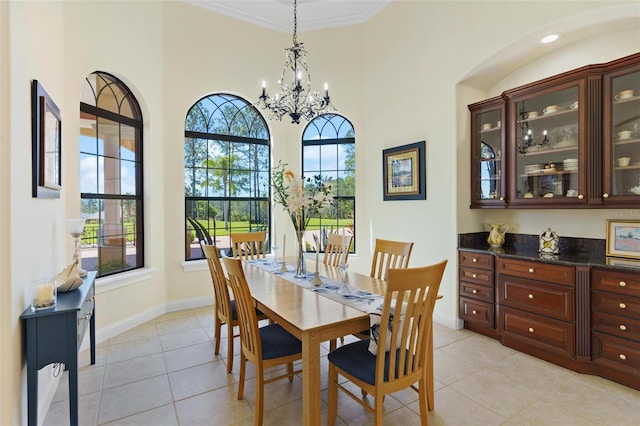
top-left (606, 219), bottom-right (640, 260)
top-left (382, 140), bottom-right (426, 201)
top-left (32, 80), bottom-right (62, 198)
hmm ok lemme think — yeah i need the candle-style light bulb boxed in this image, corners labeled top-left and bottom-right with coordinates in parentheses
top-left (261, 80), bottom-right (266, 97)
top-left (324, 82), bottom-right (329, 98)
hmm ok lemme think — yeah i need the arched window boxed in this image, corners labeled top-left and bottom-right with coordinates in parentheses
top-left (79, 72), bottom-right (144, 277)
top-left (302, 114), bottom-right (355, 252)
top-left (184, 94), bottom-right (270, 260)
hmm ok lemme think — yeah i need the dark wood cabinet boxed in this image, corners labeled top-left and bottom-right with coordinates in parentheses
top-left (468, 97), bottom-right (506, 208)
top-left (457, 246), bottom-right (640, 391)
top-left (497, 258), bottom-right (576, 361)
top-left (469, 52), bottom-right (640, 209)
top-left (591, 268), bottom-right (640, 389)
top-left (458, 251), bottom-right (497, 337)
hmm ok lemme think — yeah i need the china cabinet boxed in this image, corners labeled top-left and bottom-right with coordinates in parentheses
top-left (505, 78), bottom-right (587, 207)
top-left (469, 97), bottom-right (506, 208)
top-left (603, 56), bottom-right (640, 205)
top-left (469, 52), bottom-right (640, 208)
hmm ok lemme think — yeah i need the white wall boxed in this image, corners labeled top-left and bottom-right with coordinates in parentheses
top-left (2, 1), bottom-right (639, 424)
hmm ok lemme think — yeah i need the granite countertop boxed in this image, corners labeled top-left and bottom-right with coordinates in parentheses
top-left (458, 232), bottom-right (640, 271)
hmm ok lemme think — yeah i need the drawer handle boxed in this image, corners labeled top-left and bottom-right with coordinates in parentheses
top-left (528, 327), bottom-right (534, 333)
top-left (472, 273), bottom-right (477, 278)
top-left (472, 310), bottom-right (477, 315)
top-left (619, 281), bottom-right (626, 287)
top-left (528, 294), bottom-right (534, 299)
top-left (528, 268), bottom-right (534, 273)
top-left (620, 325), bottom-right (627, 331)
top-left (620, 354), bottom-right (627, 361)
top-left (472, 258), bottom-right (477, 263)
top-left (620, 303), bottom-right (627, 309)
top-left (472, 289), bottom-right (478, 294)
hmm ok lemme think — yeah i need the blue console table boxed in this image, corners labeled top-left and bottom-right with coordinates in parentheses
top-left (20, 271), bottom-right (96, 426)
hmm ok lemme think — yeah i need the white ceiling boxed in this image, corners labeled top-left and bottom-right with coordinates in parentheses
top-left (182, 0), bottom-right (392, 32)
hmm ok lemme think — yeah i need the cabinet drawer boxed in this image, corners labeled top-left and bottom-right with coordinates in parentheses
top-left (498, 277), bottom-right (574, 322)
top-left (592, 269), bottom-right (640, 297)
top-left (497, 258), bottom-right (574, 286)
top-left (460, 297), bottom-right (494, 328)
top-left (460, 266), bottom-right (494, 287)
top-left (460, 280), bottom-right (494, 303)
top-left (500, 307), bottom-right (574, 357)
top-left (77, 289), bottom-right (94, 350)
top-left (592, 290), bottom-right (640, 318)
top-left (459, 251), bottom-right (494, 270)
top-left (593, 332), bottom-right (640, 373)
top-left (592, 311), bottom-right (640, 342)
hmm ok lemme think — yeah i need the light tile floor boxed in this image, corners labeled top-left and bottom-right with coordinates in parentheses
top-left (45, 306), bottom-right (640, 425)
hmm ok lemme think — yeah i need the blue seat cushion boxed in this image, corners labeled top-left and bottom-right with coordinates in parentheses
top-left (229, 299), bottom-right (264, 321)
top-left (327, 339), bottom-right (409, 385)
top-left (260, 324), bottom-right (302, 360)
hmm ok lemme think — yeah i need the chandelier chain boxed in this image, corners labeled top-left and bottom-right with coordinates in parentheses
top-left (293, 0), bottom-right (298, 45)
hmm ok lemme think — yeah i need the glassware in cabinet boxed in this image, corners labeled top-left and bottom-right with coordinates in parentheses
top-left (604, 60), bottom-right (640, 202)
top-left (469, 98), bottom-right (506, 208)
top-left (508, 81), bottom-right (585, 205)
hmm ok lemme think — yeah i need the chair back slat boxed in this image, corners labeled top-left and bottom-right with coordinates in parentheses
top-left (223, 256), bottom-right (261, 363)
top-left (375, 260), bottom-right (447, 385)
top-left (202, 244), bottom-right (234, 323)
top-left (324, 233), bottom-right (352, 267)
top-left (370, 238), bottom-right (414, 280)
top-left (230, 231), bottom-right (267, 260)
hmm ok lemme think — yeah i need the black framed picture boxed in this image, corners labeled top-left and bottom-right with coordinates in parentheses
top-left (32, 80), bottom-right (61, 198)
top-left (382, 140), bottom-right (426, 201)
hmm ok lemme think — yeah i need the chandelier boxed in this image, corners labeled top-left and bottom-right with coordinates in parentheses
top-left (517, 103), bottom-right (549, 154)
top-left (256, 0), bottom-right (335, 124)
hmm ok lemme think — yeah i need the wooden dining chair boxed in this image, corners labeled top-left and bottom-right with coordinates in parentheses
top-left (323, 233), bottom-right (352, 267)
top-left (230, 231), bottom-right (267, 260)
top-left (202, 244), bottom-right (268, 373)
top-left (327, 260), bottom-right (447, 426)
top-left (370, 238), bottom-right (414, 280)
top-left (222, 256), bottom-right (303, 426)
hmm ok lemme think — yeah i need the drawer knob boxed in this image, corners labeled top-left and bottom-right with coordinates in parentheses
top-left (472, 310), bottom-right (477, 315)
top-left (472, 273), bottom-right (477, 278)
top-left (620, 354), bottom-right (627, 361)
top-left (603, 193), bottom-right (609, 198)
top-left (619, 281), bottom-right (626, 287)
top-left (528, 327), bottom-right (534, 333)
top-left (528, 268), bottom-right (534, 273)
top-left (472, 258), bottom-right (477, 263)
top-left (620, 325), bottom-right (627, 331)
top-left (472, 289), bottom-right (478, 294)
top-left (620, 302), bottom-right (627, 309)
top-left (578, 194), bottom-right (584, 199)
top-left (528, 294), bottom-right (534, 299)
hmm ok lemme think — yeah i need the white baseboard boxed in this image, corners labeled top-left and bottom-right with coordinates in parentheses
top-left (433, 312), bottom-right (463, 330)
top-left (79, 295), bottom-right (213, 352)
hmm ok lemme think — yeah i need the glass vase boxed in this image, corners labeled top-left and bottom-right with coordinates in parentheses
top-left (294, 230), bottom-right (307, 278)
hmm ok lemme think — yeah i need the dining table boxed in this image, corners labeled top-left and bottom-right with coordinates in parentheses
top-left (240, 257), bottom-right (438, 426)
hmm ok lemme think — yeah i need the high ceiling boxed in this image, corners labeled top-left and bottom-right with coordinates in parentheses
top-left (182, 0), bottom-right (392, 32)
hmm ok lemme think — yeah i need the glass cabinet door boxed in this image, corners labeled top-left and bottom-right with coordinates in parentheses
top-left (604, 63), bottom-right (640, 202)
top-left (510, 81), bottom-right (585, 205)
top-left (470, 99), bottom-right (505, 208)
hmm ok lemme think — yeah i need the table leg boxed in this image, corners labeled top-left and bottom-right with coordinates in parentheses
top-left (69, 353), bottom-right (79, 426)
top-left (90, 307), bottom-right (96, 365)
top-left (301, 331), bottom-right (321, 426)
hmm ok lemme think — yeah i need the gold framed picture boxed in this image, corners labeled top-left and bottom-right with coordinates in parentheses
top-left (382, 141), bottom-right (426, 201)
top-left (606, 219), bottom-right (640, 260)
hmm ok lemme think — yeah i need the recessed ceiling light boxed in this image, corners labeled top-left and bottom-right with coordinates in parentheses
top-left (541, 34), bottom-right (560, 44)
